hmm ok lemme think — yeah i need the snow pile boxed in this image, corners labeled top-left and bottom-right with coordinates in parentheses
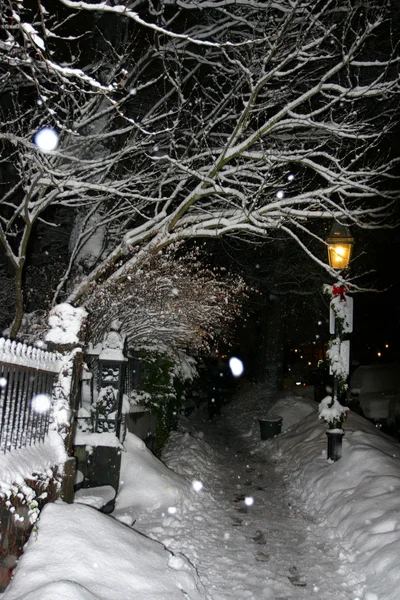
top-left (74, 431), bottom-right (122, 448)
top-left (1, 502), bottom-right (205, 600)
top-left (74, 485), bottom-right (116, 510)
top-left (5, 383), bottom-right (400, 600)
top-left (268, 412), bottom-right (400, 599)
top-left (162, 425), bottom-right (217, 483)
top-left (0, 431), bottom-right (66, 493)
top-left (45, 303), bottom-right (87, 345)
top-left (263, 391), bottom-right (317, 430)
top-left (227, 386), bottom-right (400, 600)
top-left (228, 382), bottom-right (317, 438)
top-left (113, 432), bottom-right (197, 523)
top-left (318, 394), bottom-right (349, 427)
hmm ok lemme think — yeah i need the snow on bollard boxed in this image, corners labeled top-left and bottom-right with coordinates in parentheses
top-left (34, 127), bottom-right (59, 152)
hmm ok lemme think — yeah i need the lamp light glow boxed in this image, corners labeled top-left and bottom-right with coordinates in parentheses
top-left (326, 222), bottom-right (354, 270)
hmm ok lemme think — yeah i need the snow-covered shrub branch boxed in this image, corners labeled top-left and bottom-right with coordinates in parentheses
top-left (318, 395), bottom-right (349, 430)
top-left (86, 244), bottom-right (247, 354)
top-left (129, 349), bottom-right (187, 455)
top-left (0, 470), bottom-right (62, 588)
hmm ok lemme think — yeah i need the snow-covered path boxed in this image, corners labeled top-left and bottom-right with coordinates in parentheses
top-left (6, 383), bottom-right (400, 599)
top-left (131, 403), bottom-right (352, 600)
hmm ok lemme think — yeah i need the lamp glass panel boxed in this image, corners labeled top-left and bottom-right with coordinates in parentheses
top-left (328, 243), bottom-right (352, 269)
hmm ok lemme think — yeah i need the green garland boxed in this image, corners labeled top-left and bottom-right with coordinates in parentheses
top-left (326, 338), bottom-right (348, 395)
top-left (136, 350), bottom-right (182, 455)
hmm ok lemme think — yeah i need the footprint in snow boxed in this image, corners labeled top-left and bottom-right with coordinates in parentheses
top-left (255, 552), bottom-right (271, 562)
top-left (233, 494), bottom-right (246, 503)
top-left (287, 565), bottom-right (307, 587)
top-left (252, 530), bottom-right (267, 545)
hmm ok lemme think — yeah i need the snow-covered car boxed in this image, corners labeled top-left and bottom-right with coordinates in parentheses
top-left (347, 363), bottom-right (400, 426)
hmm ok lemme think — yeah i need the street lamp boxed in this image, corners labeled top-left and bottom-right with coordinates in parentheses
top-left (326, 222), bottom-right (354, 271)
top-left (324, 221), bottom-right (354, 461)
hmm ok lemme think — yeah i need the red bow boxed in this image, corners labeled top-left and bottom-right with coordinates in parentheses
top-left (332, 285), bottom-right (346, 300)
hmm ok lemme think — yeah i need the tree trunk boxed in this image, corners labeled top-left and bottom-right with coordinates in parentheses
top-left (9, 262), bottom-right (25, 340)
top-left (258, 295), bottom-right (285, 391)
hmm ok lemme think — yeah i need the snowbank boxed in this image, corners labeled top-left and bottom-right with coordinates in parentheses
top-left (229, 383), bottom-right (317, 439)
top-left (267, 412), bottom-right (400, 599)
top-left (113, 432), bottom-right (197, 523)
top-left (2, 502), bottom-right (205, 600)
top-left (0, 431), bottom-right (66, 493)
top-left (230, 388), bottom-right (400, 600)
top-left (5, 382), bottom-right (400, 600)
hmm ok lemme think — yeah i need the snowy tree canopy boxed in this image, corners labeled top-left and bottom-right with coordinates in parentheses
top-left (0, 0), bottom-right (399, 335)
top-left (86, 244), bottom-right (248, 354)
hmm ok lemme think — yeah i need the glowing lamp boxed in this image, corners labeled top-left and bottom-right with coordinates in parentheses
top-left (326, 222), bottom-right (354, 270)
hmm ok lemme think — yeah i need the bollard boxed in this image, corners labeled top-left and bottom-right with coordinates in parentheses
top-left (258, 417), bottom-right (283, 440)
top-left (326, 429), bottom-right (345, 461)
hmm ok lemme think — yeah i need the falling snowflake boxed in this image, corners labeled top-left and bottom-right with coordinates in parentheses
top-left (31, 394), bottom-right (51, 413)
top-left (229, 357), bottom-right (244, 377)
top-left (192, 480), bottom-right (203, 492)
top-left (34, 127), bottom-right (59, 152)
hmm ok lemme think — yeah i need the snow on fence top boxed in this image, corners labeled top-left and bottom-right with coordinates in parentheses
top-left (0, 338), bottom-right (60, 374)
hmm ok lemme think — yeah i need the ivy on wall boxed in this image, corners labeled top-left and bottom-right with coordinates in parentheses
top-left (135, 351), bottom-right (182, 455)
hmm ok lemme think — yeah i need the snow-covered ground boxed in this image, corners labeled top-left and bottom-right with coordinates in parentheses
top-left (3, 381), bottom-right (400, 600)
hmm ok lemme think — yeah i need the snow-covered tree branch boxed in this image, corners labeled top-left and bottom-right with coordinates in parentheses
top-left (1, 0), bottom-right (399, 336)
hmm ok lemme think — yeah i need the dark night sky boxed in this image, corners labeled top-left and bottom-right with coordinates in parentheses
top-left (351, 227), bottom-right (400, 365)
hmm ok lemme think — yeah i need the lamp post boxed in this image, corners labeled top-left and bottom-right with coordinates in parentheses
top-left (324, 222), bottom-right (354, 461)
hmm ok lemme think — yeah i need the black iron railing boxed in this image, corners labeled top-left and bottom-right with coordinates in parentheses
top-left (0, 338), bottom-right (60, 454)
